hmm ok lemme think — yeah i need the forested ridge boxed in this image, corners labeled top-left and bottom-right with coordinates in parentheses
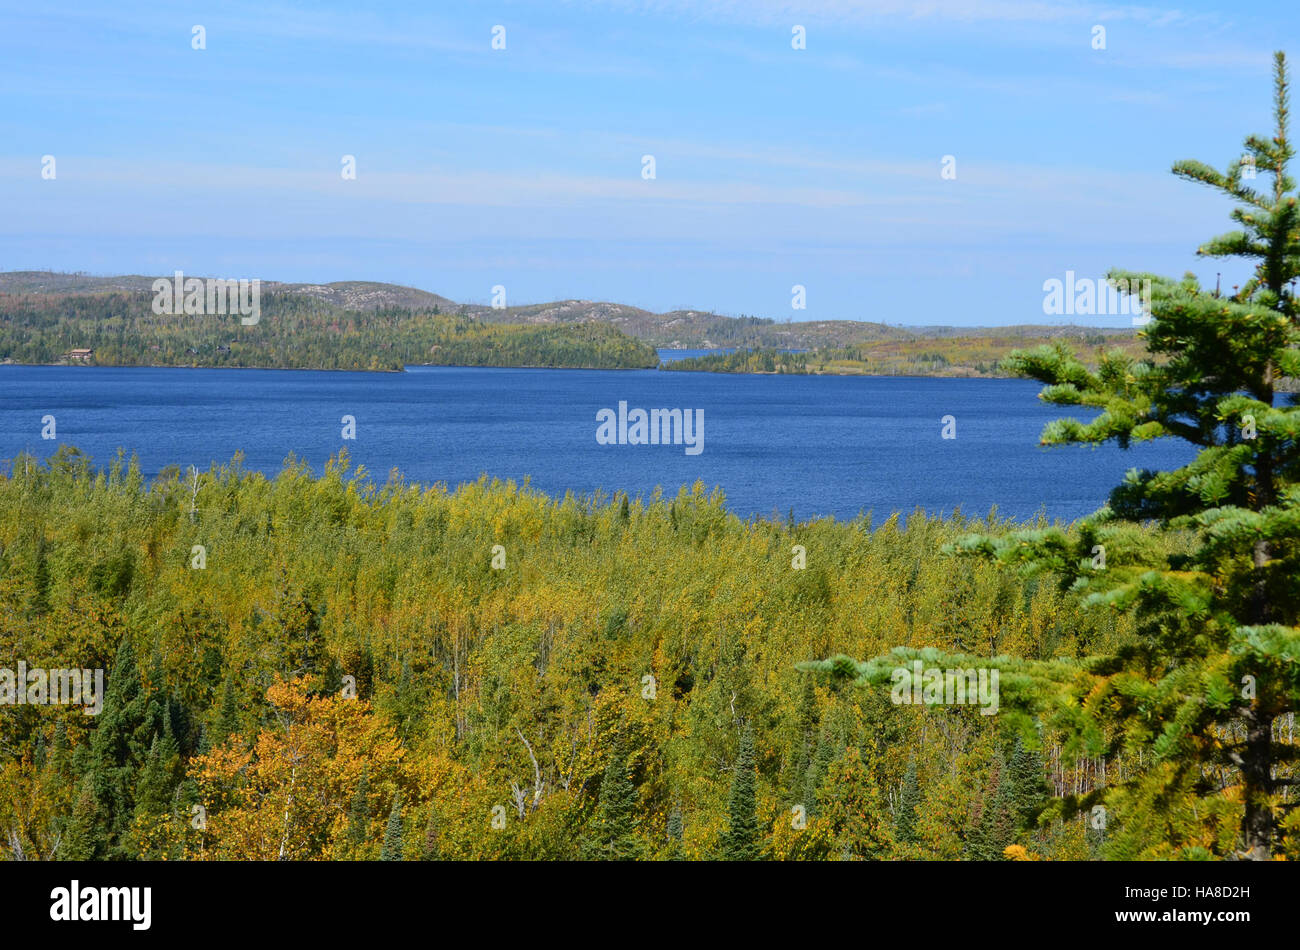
top-left (663, 334), bottom-right (1150, 379)
top-left (0, 290), bottom-right (659, 371)
top-left (0, 447), bottom-right (1232, 861)
top-left (0, 276), bottom-right (1147, 377)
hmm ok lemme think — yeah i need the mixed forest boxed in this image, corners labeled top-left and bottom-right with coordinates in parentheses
top-left (0, 447), bottom-right (1194, 861)
top-left (663, 332), bottom-right (1148, 379)
top-left (0, 277), bottom-right (1144, 378)
top-left (0, 290), bottom-right (659, 372)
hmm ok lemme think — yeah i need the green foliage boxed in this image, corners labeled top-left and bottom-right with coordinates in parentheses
top-left (88, 638), bottom-right (155, 859)
top-left (0, 446), bottom-right (1203, 861)
top-left (665, 803), bottom-right (684, 860)
top-left (722, 726), bottom-right (761, 860)
top-left (0, 291), bottom-right (658, 371)
top-left (380, 796), bottom-right (404, 861)
top-left (806, 53), bottom-right (1300, 861)
top-left (895, 758), bottom-right (920, 845)
top-left (585, 744), bottom-right (641, 860)
top-left (347, 767), bottom-right (372, 856)
top-left (664, 331), bottom-right (1147, 379)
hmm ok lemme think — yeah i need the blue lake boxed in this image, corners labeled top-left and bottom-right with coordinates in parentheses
top-left (0, 364), bottom-right (1197, 523)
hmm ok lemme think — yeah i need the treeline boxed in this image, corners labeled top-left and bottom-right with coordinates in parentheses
top-left (0, 291), bottom-right (658, 371)
top-left (663, 345), bottom-right (992, 377)
top-left (423, 320), bottom-right (659, 369)
top-left (665, 336), bottom-right (1149, 378)
top-left (0, 447), bottom-right (1242, 861)
top-left (663, 348), bottom-right (811, 374)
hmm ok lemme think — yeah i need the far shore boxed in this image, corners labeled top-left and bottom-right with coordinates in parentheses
top-left (0, 358), bottom-right (1029, 380)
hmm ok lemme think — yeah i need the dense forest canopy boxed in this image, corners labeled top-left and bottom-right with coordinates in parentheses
top-left (0, 447), bottom-right (1196, 860)
top-left (662, 333), bottom-right (1148, 379)
top-left (0, 276), bottom-right (1144, 378)
top-left (0, 290), bottom-right (659, 371)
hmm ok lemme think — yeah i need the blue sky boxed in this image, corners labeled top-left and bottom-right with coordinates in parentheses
top-left (1, 0), bottom-right (1297, 325)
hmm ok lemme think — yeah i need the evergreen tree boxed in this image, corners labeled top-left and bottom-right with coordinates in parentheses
top-left (790, 675), bottom-right (819, 797)
top-left (380, 796), bottom-right (404, 861)
top-left (211, 677), bottom-right (240, 748)
top-left (803, 729), bottom-right (835, 817)
top-left (586, 744), bottom-right (640, 860)
top-left (895, 758), bottom-right (921, 846)
top-left (89, 637), bottom-right (155, 859)
top-left (133, 729), bottom-right (180, 819)
top-left (820, 746), bottom-right (893, 860)
top-left (58, 775), bottom-right (97, 861)
top-left (47, 720), bottom-right (70, 778)
top-left (722, 725), bottom-right (761, 860)
top-left (665, 803), bottom-right (684, 860)
top-left (1007, 737), bottom-right (1048, 832)
top-left (803, 53), bottom-right (1300, 859)
top-left (966, 753), bottom-right (1017, 860)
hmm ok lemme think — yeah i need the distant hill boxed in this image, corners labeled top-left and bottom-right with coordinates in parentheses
top-left (460, 299), bottom-right (908, 349)
top-left (664, 330), bottom-right (1149, 378)
top-left (0, 275), bottom-right (657, 371)
top-left (0, 271), bottom-right (1142, 373)
top-left (0, 272), bottom-right (455, 312)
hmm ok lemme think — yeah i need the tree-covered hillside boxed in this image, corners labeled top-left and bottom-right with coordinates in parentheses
top-left (664, 333), bottom-right (1150, 378)
top-left (0, 290), bottom-right (659, 371)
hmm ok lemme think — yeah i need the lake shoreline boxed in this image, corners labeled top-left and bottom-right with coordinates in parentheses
top-left (1, 359), bottom-right (1020, 380)
top-left (0, 366), bottom-right (1195, 522)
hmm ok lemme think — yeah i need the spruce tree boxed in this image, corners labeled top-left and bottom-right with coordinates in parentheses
top-left (1007, 737), bottom-right (1048, 832)
top-left (89, 637), bottom-right (154, 859)
top-left (722, 725), bottom-right (761, 860)
top-left (33, 731), bottom-right (46, 772)
top-left (58, 775), bottom-right (97, 861)
top-left (820, 746), bottom-right (893, 859)
top-left (46, 720), bottom-right (70, 783)
top-left (895, 758), bottom-right (921, 846)
top-left (212, 677), bottom-right (240, 748)
top-left (967, 753), bottom-right (1016, 860)
top-left (586, 744), bottom-right (640, 860)
top-left (133, 729), bottom-right (180, 819)
top-left (803, 53), bottom-right (1300, 859)
top-left (380, 796), bottom-right (404, 861)
top-left (790, 675), bottom-right (819, 798)
top-left (665, 803), bottom-right (684, 860)
top-left (803, 729), bottom-right (835, 817)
